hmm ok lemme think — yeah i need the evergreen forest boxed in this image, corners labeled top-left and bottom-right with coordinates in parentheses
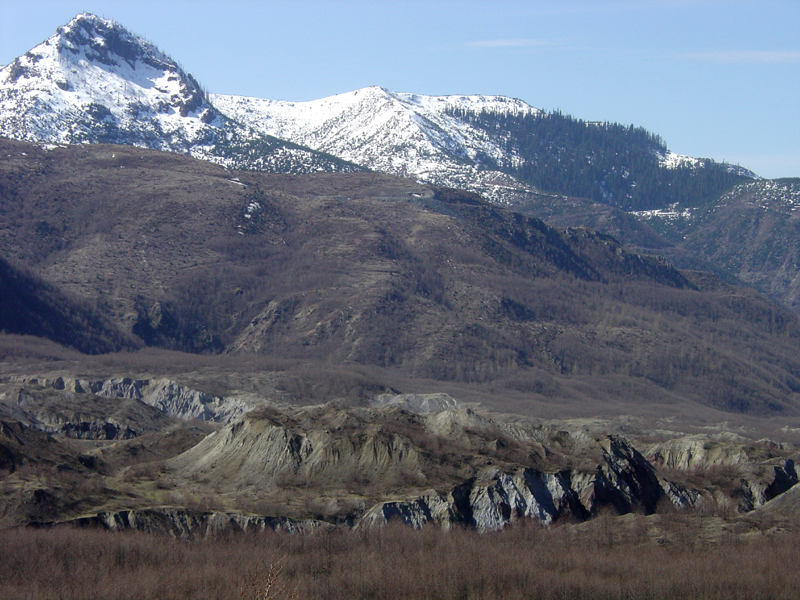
top-left (448, 108), bottom-right (753, 211)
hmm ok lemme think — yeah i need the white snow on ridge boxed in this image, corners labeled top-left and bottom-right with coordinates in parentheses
top-left (0, 13), bottom-right (221, 153)
top-left (212, 86), bottom-right (542, 203)
top-left (659, 151), bottom-right (702, 170)
top-left (631, 203), bottom-right (695, 221)
top-left (393, 90), bottom-right (536, 116)
top-left (631, 179), bottom-right (800, 224)
top-left (2, 12), bottom-right (742, 203)
top-left (720, 179), bottom-right (800, 209)
top-left (659, 150), bottom-right (758, 179)
top-left (0, 16), bottom-right (373, 175)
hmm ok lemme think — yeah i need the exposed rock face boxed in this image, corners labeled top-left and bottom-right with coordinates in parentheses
top-left (166, 405), bottom-right (706, 532)
top-left (169, 408), bottom-right (426, 494)
top-left (56, 420), bottom-right (138, 440)
top-left (766, 459), bottom-right (798, 500)
top-left (0, 378), bottom-right (176, 440)
top-left (2, 375), bottom-right (250, 425)
top-left (645, 434), bottom-right (751, 470)
top-left (362, 436), bottom-right (698, 531)
top-left (645, 435), bottom-right (799, 511)
top-left (95, 378), bottom-right (251, 423)
top-left (36, 507), bottom-right (330, 539)
top-left (371, 393), bottom-right (463, 414)
top-left (755, 465), bottom-right (800, 518)
top-left (3, 375), bottom-right (799, 533)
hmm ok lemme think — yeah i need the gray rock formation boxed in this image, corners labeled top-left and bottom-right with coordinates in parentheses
top-left (165, 403), bottom-right (707, 532)
top-left (361, 436), bottom-right (698, 531)
top-left (3, 376), bottom-right (798, 533)
top-left (3, 375), bottom-right (251, 424)
top-left (646, 435), bottom-right (799, 511)
top-left (37, 507), bottom-right (331, 539)
top-left (370, 393), bottom-right (463, 414)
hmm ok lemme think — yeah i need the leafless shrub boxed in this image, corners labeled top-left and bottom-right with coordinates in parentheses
top-left (239, 553), bottom-right (298, 600)
top-left (2, 518), bottom-right (800, 600)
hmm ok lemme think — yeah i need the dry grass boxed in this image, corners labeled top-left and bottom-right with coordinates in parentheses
top-left (1, 518), bottom-right (799, 600)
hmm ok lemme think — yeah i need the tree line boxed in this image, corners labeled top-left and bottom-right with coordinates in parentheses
top-left (446, 108), bottom-right (752, 211)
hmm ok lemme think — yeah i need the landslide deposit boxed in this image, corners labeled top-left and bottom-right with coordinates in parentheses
top-left (2, 371), bottom-right (798, 535)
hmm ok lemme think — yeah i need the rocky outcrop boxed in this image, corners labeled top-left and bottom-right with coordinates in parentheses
top-left (766, 459), bottom-right (798, 501)
top-left (370, 393), bottom-right (463, 414)
top-left (44, 420), bottom-right (138, 440)
top-left (34, 507), bottom-right (331, 539)
top-left (167, 403), bottom-right (704, 532)
top-left (754, 466), bottom-right (800, 519)
top-left (4, 377), bottom-right (799, 533)
top-left (361, 436), bottom-right (698, 531)
top-left (169, 408), bottom-right (426, 494)
top-left (2, 375), bottom-right (251, 424)
top-left (76, 377), bottom-right (250, 423)
top-left (0, 381), bottom-right (175, 440)
top-left (645, 434), bottom-right (751, 470)
top-left (137, 379), bottom-right (250, 423)
top-left (645, 435), bottom-right (799, 511)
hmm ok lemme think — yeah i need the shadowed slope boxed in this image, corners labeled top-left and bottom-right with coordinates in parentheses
top-left (1, 139), bottom-right (800, 415)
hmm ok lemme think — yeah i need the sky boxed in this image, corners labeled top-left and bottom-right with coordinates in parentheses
top-left (1, 0), bottom-right (798, 178)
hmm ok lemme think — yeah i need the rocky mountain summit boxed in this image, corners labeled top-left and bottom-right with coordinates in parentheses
top-left (212, 87), bottom-right (753, 210)
top-left (0, 13), bottom-right (359, 173)
top-left (0, 13), bottom-right (752, 207)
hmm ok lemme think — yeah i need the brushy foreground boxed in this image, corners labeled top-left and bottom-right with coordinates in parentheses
top-left (1, 517), bottom-right (799, 600)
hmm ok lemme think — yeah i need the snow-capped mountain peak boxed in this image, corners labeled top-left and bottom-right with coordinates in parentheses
top-left (211, 86), bottom-right (543, 202)
top-left (0, 13), bottom-right (220, 148)
top-left (0, 13), bottom-right (751, 207)
top-left (0, 13), bottom-right (360, 174)
top-left (55, 13), bottom-right (166, 69)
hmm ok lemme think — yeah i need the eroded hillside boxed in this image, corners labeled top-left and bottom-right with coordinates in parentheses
top-left (1, 371), bottom-right (799, 534)
top-left (2, 139), bottom-right (800, 416)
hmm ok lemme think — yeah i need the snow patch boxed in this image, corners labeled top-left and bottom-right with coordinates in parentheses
top-left (659, 151), bottom-right (702, 170)
top-left (631, 203), bottom-right (695, 221)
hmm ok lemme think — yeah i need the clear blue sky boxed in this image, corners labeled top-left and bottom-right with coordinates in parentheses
top-left (2, 0), bottom-right (798, 178)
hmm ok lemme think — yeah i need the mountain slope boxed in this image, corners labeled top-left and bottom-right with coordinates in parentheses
top-left (634, 179), bottom-right (800, 312)
top-left (0, 254), bottom-right (137, 354)
top-left (2, 138), bottom-right (800, 416)
top-left (0, 13), bottom-right (361, 174)
top-left (454, 109), bottom-right (755, 211)
top-left (212, 87), bottom-right (546, 204)
top-left (212, 88), bottom-right (754, 210)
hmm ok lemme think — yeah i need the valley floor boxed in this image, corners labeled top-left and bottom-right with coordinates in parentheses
top-left (2, 514), bottom-right (799, 600)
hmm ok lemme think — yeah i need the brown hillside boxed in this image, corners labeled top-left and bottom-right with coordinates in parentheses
top-left (2, 138), bottom-right (800, 415)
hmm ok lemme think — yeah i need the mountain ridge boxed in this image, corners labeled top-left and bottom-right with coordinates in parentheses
top-left (0, 13), bottom-right (362, 174)
top-left (0, 13), bottom-right (755, 207)
top-left (638, 179), bottom-right (800, 312)
top-left (211, 88), bottom-right (755, 210)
